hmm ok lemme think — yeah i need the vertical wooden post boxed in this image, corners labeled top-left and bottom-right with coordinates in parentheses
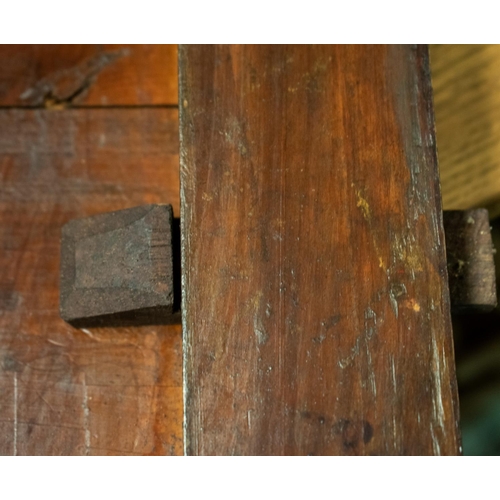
top-left (180, 45), bottom-right (461, 455)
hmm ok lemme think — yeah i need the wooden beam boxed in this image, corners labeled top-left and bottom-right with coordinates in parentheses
top-left (180, 45), bottom-right (461, 455)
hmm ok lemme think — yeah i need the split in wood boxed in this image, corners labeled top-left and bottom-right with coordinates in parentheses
top-left (59, 205), bottom-right (496, 328)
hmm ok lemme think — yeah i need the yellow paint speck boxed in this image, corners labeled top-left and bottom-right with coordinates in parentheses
top-left (404, 299), bottom-right (421, 312)
top-left (356, 191), bottom-right (370, 221)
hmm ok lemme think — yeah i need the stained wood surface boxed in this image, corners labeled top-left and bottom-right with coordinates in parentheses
top-left (180, 45), bottom-right (461, 455)
top-left (430, 45), bottom-right (500, 217)
top-left (0, 45), bottom-right (178, 107)
top-left (0, 108), bottom-right (182, 455)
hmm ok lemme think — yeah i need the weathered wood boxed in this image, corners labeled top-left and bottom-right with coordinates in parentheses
top-left (180, 45), bottom-right (461, 455)
top-left (443, 209), bottom-right (497, 313)
top-left (0, 45), bottom-right (178, 107)
top-left (60, 204), bottom-right (180, 328)
top-left (0, 108), bottom-right (182, 455)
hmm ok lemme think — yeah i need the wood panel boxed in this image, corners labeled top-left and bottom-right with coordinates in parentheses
top-left (180, 45), bottom-right (461, 455)
top-left (430, 45), bottom-right (500, 217)
top-left (0, 108), bottom-right (182, 455)
top-left (0, 45), bottom-right (178, 107)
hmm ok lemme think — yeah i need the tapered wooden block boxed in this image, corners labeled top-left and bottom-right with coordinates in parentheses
top-left (60, 204), bottom-right (179, 327)
top-left (444, 209), bottom-right (497, 313)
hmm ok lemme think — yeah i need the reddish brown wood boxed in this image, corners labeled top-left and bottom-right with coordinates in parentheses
top-left (180, 45), bottom-right (461, 455)
top-left (0, 45), bottom-right (178, 107)
top-left (0, 108), bottom-right (182, 455)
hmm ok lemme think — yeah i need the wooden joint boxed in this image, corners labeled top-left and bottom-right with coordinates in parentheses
top-left (443, 209), bottom-right (497, 313)
top-left (60, 204), bottom-right (181, 327)
top-left (60, 205), bottom-right (496, 329)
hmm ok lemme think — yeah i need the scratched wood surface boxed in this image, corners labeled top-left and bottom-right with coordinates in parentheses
top-left (0, 45), bottom-right (178, 107)
top-left (0, 105), bottom-right (183, 454)
top-left (180, 45), bottom-right (461, 455)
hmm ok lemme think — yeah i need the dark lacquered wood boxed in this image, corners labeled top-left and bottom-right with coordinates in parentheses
top-left (180, 45), bottom-right (461, 455)
top-left (60, 204), bottom-right (180, 328)
top-left (444, 209), bottom-right (497, 313)
top-left (0, 108), bottom-right (182, 455)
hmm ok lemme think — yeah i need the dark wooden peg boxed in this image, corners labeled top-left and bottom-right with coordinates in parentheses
top-left (443, 209), bottom-right (497, 313)
top-left (60, 204), bottom-right (180, 327)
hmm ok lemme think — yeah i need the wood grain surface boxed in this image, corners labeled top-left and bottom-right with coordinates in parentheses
top-left (0, 108), bottom-right (182, 455)
top-left (0, 45), bottom-right (178, 107)
top-left (180, 45), bottom-right (461, 455)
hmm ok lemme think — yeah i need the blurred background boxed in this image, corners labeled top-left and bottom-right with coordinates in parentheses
top-left (431, 44), bottom-right (500, 455)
